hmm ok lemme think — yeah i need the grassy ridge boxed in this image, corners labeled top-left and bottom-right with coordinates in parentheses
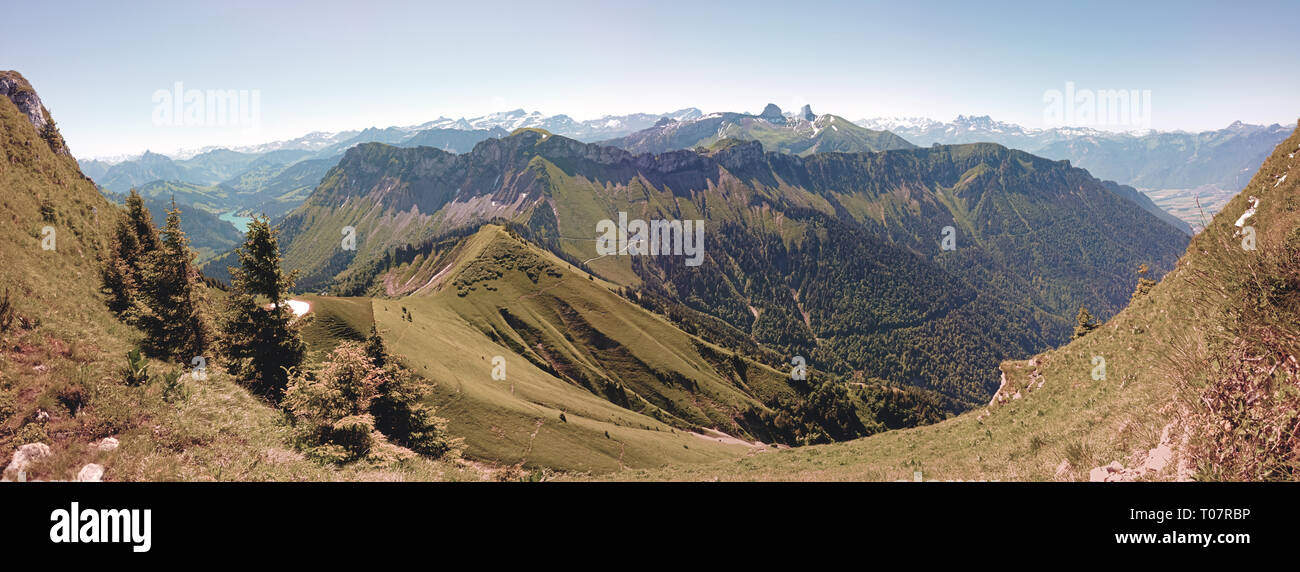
top-left (372, 226), bottom-right (765, 472)
top-left (297, 295), bottom-right (375, 363)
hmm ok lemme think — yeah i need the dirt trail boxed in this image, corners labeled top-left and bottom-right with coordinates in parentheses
top-left (521, 419), bottom-right (544, 462)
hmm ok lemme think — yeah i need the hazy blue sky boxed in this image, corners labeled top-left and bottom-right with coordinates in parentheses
top-left (3, 0), bottom-right (1297, 158)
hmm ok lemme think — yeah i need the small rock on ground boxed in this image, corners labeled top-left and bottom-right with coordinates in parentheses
top-left (77, 463), bottom-right (105, 482)
top-left (95, 437), bottom-right (120, 452)
top-left (4, 443), bottom-right (51, 475)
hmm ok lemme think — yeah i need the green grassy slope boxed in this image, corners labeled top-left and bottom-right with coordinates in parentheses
top-left (135, 179), bottom-right (232, 215)
top-left (0, 71), bottom-right (478, 482)
top-left (372, 227), bottom-right (763, 472)
top-left (269, 225), bottom-right (765, 473)
top-left (363, 225), bottom-right (962, 472)
top-left (605, 121), bottom-right (1300, 481)
top-left (297, 294), bottom-right (375, 362)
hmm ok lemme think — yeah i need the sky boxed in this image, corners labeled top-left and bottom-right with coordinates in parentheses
top-left (3, 0), bottom-right (1298, 159)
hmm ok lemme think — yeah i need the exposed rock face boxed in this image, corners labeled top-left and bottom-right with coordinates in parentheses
top-left (0, 70), bottom-right (69, 155)
top-left (0, 71), bottom-right (48, 132)
top-left (711, 139), bottom-right (768, 170)
top-left (4, 442), bottom-right (52, 475)
top-left (759, 103), bottom-right (784, 123)
top-left (1089, 461), bottom-right (1132, 482)
top-left (800, 104), bottom-right (816, 121)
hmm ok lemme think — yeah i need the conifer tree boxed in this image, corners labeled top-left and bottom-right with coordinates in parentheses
top-left (102, 190), bottom-right (161, 321)
top-left (1072, 306), bottom-right (1099, 340)
top-left (235, 216), bottom-right (294, 307)
top-left (138, 201), bottom-right (211, 360)
top-left (219, 216), bottom-right (305, 400)
top-left (1131, 263), bottom-right (1157, 301)
top-left (356, 325), bottom-right (456, 457)
top-left (364, 325), bottom-right (387, 368)
top-left (283, 342), bottom-right (381, 463)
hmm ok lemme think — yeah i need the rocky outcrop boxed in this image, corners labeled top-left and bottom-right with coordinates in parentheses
top-left (758, 103), bottom-right (785, 123)
top-left (0, 70), bottom-right (69, 155)
top-left (4, 442), bottom-right (51, 475)
top-left (800, 104), bottom-right (816, 121)
top-left (710, 139), bottom-right (768, 171)
top-left (0, 71), bottom-right (48, 132)
top-left (1088, 422), bottom-right (1188, 482)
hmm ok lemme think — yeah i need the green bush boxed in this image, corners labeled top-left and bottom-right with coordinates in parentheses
top-left (302, 414), bottom-right (376, 464)
top-left (0, 390), bottom-right (15, 421)
top-left (288, 341), bottom-right (459, 463)
top-left (284, 344), bottom-right (382, 463)
top-left (50, 379), bottom-right (87, 416)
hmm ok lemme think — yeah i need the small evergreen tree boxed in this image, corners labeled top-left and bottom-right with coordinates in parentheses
top-left (1072, 306), bottom-right (1099, 340)
top-left (363, 325), bottom-right (387, 369)
top-left (102, 190), bottom-right (161, 321)
top-left (1131, 263), bottom-right (1157, 301)
top-left (360, 326), bottom-right (457, 457)
top-left (219, 216), bottom-right (305, 400)
top-left (286, 341), bottom-right (458, 463)
top-left (283, 343), bottom-right (382, 463)
top-left (234, 216), bottom-right (295, 307)
top-left (138, 201), bottom-right (211, 360)
top-left (39, 116), bottom-right (66, 154)
top-left (370, 356), bottom-right (457, 459)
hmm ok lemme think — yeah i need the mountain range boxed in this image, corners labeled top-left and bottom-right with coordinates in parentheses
top-left (241, 129), bottom-right (1190, 411)
top-left (82, 106), bottom-right (1287, 244)
top-left (860, 114), bottom-right (1291, 190)
top-left (147, 108), bottom-right (708, 160)
top-left (859, 115), bottom-right (1291, 228)
top-left (599, 104), bottom-right (915, 156)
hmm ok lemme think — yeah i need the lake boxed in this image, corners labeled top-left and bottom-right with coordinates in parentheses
top-left (218, 211), bottom-right (253, 233)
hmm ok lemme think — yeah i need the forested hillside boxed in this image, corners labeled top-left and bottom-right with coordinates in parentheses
top-left (610, 120), bottom-right (1300, 482)
top-left (269, 131), bottom-right (1188, 406)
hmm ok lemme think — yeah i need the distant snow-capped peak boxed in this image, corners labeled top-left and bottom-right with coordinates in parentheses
top-left (856, 116), bottom-right (941, 132)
